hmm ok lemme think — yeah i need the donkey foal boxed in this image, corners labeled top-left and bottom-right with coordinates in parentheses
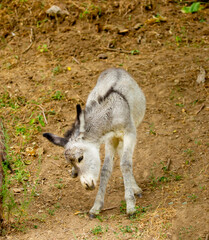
top-left (43, 68), bottom-right (146, 217)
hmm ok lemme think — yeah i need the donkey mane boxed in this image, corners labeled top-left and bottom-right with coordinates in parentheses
top-left (64, 122), bottom-right (79, 139)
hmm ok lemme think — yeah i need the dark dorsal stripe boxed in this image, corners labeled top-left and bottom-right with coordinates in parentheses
top-left (98, 87), bottom-right (129, 108)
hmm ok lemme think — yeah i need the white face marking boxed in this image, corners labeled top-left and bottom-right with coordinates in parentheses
top-left (65, 139), bottom-right (101, 190)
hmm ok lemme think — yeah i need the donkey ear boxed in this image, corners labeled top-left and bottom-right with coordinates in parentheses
top-left (43, 133), bottom-right (68, 147)
top-left (76, 104), bottom-right (85, 133)
top-left (76, 104), bottom-right (82, 122)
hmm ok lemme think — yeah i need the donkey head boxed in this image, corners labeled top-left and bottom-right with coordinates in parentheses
top-left (43, 104), bottom-right (101, 190)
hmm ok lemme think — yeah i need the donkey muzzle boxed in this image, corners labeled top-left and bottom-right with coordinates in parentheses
top-left (80, 176), bottom-right (96, 191)
top-left (71, 167), bottom-right (78, 178)
top-left (85, 180), bottom-right (95, 191)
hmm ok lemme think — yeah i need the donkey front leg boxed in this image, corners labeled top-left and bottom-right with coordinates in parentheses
top-left (120, 133), bottom-right (137, 215)
top-left (89, 138), bottom-right (118, 218)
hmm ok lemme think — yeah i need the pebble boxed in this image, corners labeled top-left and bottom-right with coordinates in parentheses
top-left (134, 23), bottom-right (143, 30)
top-left (46, 5), bottom-right (69, 16)
top-left (98, 53), bottom-right (108, 59)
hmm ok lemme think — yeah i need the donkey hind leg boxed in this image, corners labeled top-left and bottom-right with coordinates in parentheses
top-left (117, 141), bottom-right (142, 197)
top-left (89, 137), bottom-right (119, 218)
top-left (119, 132), bottom-right (140, 215)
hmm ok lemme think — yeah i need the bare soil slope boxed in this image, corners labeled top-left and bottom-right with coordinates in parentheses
top-left (0, 1), bottom-right (208, 239)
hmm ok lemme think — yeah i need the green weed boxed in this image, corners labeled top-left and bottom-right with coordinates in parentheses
top-left (174, 174), bottom-right (182, 181)
top-left (120, 200), bottom-right (126, 214)
top-left (51, 91), bottom-right (64, 100)
top-left (37, 44), bottom-right (48, 53)
top-left (175, 36), bottom-right (182, 46)
top-left (120, 225), bottom-right (133, 233)
top-left (160, 161), bottom-right (169, 172)
top-left (79, 4), bottom-right (102, 20)
top-left (0, 92), bottom-right (25, 110)
top-left (130, 49), bottom-right (140, 55)
top-left (91, 225), bottom-right (103, 235)
top-left (96, 215), bottom-right (103, 222)
top-left (149, 123), bottom-right (156, 135)
top-left (176, 103), bottom-right (184, 107)
top-left (29, 114), bottom-right (45, 127)
top-left (52, 65), bottom-right (63, 76)
top-left (47, 208), bottom-right (55, 216)
top-left (188, 194), bottom-right (198, 202)
top-left (1, 125), bottom-right (41, 225)
top-left (181, 2), bottom-right (202, 14)
top-left (36, 18), bottom-right (48, 28)
top-left (184, 149), bottom-right (193, 157)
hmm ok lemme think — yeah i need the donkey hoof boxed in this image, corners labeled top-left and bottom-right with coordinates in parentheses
top-left (89, 213), bottom-right (96, 219)
top-left (136, 193), bottom-right (142, 198)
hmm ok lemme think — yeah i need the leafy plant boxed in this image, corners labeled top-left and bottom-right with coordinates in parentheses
top-left (51, 91), bottom-right (64, 100)
top-left (37, 44), bottom-right (48, 53)
top-left (91, 225), bottom-right (103, 235)
top-left (36, 18), bottom-right (48, 28)
top-left (188, 194), bottom-right (198, 202)
top-left (79, 4), bottom-right (102, 19)
top-left (149, 123), bottom-right (156, 135)
top-left (120, 225), bottom-right (133, 233)
top-left (181, 2), bottom-right (202, 14)
top-left (52, 65), bottom-right (63, 76)
top-left (29, 114), bottom-right (45, 127)
top-left (120, 200), bottom-right (126, 214)
top-left (174, 174), bottom-right (182, 181)
top-left (130, 49), bottom-right (140, 55)
top-left (176, 103), bottom-right (184, 107)
top-left (175, 36), bottom-right (182, 46)
top-left (47, 208), bottom-right (55, 216)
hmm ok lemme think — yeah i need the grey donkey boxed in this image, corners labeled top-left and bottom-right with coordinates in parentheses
top-left (43, 68), bottom-right (146, 217)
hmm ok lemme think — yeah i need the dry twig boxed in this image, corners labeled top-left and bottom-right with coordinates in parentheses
top-left (72, 57), bottom-right (80, 64)
top-left (196, 104), bottom-right (205, 115)
top-left (100, 47), bottom-right (132, 54)
top-left (0, 121), bottom-right (6, 228)
top-left (36, 105), bottom-right (48, 125)
top-left (74, 206), bottom-right (117, 215)
top-left (22, 28), bottom-right (35, 54)
top-left (68, 0), bottom-right (86, 11)
top-left (166, 159), bottom-right (171, 171)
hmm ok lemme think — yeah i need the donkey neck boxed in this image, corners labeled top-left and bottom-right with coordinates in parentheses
top-left (83, 100), bottom-right (114, 143)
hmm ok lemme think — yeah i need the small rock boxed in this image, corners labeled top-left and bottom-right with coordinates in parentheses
top-left (13, 188), bottom-right (24, 194)
top-left (118, 28), bottom-right (129, 35)
top-left (134, 23), bottom-right (143, 30)
top-left (46, 5), bottom-right (69, 17)
top-left (103, 24), bottom-right (117, 32)
top-left (98, 53), bottom-right (108, 59)
top-left (137, 36), bottom-right (142, 44)
top-left (196, 67), bottom-right (206, 84)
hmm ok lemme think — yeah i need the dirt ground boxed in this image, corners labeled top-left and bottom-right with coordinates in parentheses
top-left (0, 0), bottom-right (209, 239)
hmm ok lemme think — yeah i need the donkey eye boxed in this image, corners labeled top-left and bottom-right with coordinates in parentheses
top-left (78, 156), bottom-right (83, 163)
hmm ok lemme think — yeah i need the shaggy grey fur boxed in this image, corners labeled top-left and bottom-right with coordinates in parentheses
top-left (43, 68), bottom-right (146, 216)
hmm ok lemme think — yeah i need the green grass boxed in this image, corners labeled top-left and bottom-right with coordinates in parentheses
top-left (91, 225), bottom-right (104, 235)
top-left (0, 123), bottom-right (42, 228)
top-left (51, 91), bottom-right (64, 100)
